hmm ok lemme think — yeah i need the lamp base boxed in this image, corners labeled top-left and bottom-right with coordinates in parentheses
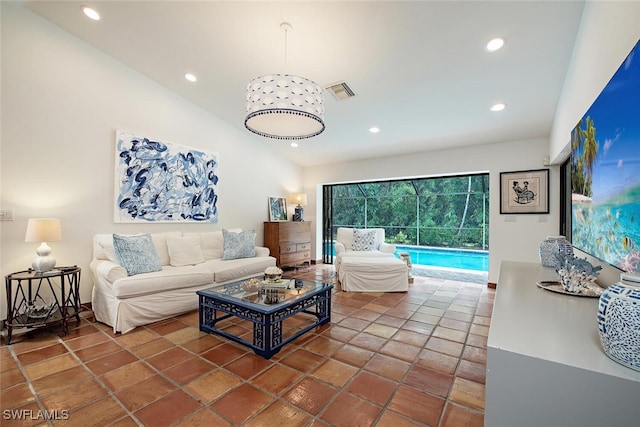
top-left (293, 205), bottom-right (304, 222)
top-left (32, 242), bottom-right (56, 272)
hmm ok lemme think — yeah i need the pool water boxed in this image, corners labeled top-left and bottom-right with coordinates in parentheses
top-left (395, 245), bottom-right (489, 272)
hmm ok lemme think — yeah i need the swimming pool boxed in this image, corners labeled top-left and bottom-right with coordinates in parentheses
top-left (395, 245), bottom-right (489, 272)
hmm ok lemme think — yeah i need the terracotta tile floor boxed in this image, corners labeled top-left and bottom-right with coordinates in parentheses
top-left (1, 264), bottom-right (494, 427)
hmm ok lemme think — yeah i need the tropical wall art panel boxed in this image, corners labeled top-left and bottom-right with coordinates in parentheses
top-left (114, 131), bottom-right (219, 223)
top-left (571, 40), bottom-right (640, 272)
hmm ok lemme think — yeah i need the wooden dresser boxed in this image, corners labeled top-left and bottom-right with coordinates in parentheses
top-left (264, 221), bottom-right (311, 268)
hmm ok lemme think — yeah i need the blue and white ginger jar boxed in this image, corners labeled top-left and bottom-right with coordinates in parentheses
top-left (539, 236), bottom-right (573, 267)
top-left (597, 282), bottom-right (640, 371)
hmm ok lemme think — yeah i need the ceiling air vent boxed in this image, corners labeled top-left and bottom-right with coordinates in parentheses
top-left (325, 81), bottom-right (356, 101)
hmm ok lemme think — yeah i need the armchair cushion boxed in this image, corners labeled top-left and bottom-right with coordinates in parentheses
top-left (378, 242), bottom-right (397, 254)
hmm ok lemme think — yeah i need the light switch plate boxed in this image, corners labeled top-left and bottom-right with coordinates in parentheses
top-left (0, 209), bottom-right (13, 221)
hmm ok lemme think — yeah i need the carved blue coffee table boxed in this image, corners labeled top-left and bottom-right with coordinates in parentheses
top-left (197, 278), bottom-right (333, 359)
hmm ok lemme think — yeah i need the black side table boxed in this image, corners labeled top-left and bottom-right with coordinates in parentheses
top-left (4, 266), bottom-right (81, 344)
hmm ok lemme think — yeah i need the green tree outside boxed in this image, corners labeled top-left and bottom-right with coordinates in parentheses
top-left (329, 174), bottom-right (489, 250)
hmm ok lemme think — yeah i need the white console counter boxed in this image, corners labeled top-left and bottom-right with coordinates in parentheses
top-left (485, 261), bottom-right (640, 427)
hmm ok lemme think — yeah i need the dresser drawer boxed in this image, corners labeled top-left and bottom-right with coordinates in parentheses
top-left (280, 244), bottom-right (297, 254)
top-left (296, 242), bottom-right (311, 252)
top-left (280, 252), bottom-right (310, 266)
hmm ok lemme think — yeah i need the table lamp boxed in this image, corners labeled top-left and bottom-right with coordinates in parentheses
top-left (291, 193), bottom-right (307, 222)
top-left (25, 218), bottom-right (62, 272)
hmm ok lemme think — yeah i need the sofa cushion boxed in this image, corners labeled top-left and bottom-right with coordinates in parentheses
top-left (222, 229), bottom-right (256, 260)
top-left (352, 229), bottom-right (377, 251)
top-left (150, 232), bottom-right (182, 266)
top-left (204, 257), bottom-right (276, 284)
top-left (167, 235), bottom-right (205, 266)
top-left (113, 234), bottom-right (162, 276)
top-left (186, 228), bottom-right (241, 260)
top-left (111, 265), bottom-right (214, 298)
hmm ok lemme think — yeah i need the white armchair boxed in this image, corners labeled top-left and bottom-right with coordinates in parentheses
top-left (334, 227), bottom-right (396, 273)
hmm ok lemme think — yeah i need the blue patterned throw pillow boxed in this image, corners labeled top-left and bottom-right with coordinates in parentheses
top-left (352, 229), bottom-right (377, 251)
top-left (113, 234), bottom-right (162, 276)
top-left (222, 229), bottom-right (256, 260)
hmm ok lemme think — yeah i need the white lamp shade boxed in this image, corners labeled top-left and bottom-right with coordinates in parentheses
top-left (290, 193), bottom-right (307, 206)
top-left (25, 218), bottom-right (62, 242)
top-left (245, 74), bottom-right (325, 140)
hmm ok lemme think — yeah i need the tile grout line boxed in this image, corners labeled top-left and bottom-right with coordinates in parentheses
top-left (5, 340), bottom-right (56, 427)
top-left (56, 322), bottom-right (146, 426)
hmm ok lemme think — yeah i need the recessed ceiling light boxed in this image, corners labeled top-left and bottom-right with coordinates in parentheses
top-left (81, 5), bottom-right (100, 21)
top-left (184, 73), bottom-right (197, 82)
top-left (290, 142), bottom-right (299, 148)
top-left (369, 126), bottom-right (380, 134)
top-left (490, 103), bottom-right (506, 112)
top-left (486, 37), bottom-right (505, 52)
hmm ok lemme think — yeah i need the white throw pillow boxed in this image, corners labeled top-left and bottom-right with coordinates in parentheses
top-left (166, 235), bottom-right (205, 266)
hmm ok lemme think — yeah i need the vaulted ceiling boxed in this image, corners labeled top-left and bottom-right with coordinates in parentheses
top-left (24, 1), bottom-right (585, 166)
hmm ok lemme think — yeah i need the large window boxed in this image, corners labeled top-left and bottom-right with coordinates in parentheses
top-left (322, 174), bottom-right (489, 262)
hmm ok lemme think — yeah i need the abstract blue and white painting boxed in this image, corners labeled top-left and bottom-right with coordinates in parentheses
top-left (114, 132), bottom-right (219, 223)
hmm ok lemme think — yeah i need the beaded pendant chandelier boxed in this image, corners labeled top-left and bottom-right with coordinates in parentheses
top-left (244, 23), bottom-right (325, 140)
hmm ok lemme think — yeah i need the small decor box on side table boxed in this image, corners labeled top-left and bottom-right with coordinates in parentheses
top-left (4, 266), bottom-right (81, 344)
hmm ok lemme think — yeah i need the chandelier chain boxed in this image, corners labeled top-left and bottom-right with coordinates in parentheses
top-left (283, 24), bottom-right (289, 71)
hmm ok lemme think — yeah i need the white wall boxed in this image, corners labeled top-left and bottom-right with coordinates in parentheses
top-left (303, 138), bottom-right (559, 284)
top-left (549, 1), bottom-right (640, 286)
top-left (0, 4), bottom-right (302, 319)
top-left (550, 1), bottom-right (640, 164)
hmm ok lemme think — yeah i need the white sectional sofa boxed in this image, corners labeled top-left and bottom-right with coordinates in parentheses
top-left (90, 229), bottom-right (276, 333)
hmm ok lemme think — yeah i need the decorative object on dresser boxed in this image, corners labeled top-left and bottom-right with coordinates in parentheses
top-left (597, 272), bottom-right (640, 372)
top-left (24, 218), bottom-right (62, 272)
top-left (290, 192), bottom-right (307, 222)
top-left (539, 235), bottom-right (573, 267)
top-left (268, 197), bottom-right (288, 221)
top-left (264, 221), bottom-right (311, 268)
